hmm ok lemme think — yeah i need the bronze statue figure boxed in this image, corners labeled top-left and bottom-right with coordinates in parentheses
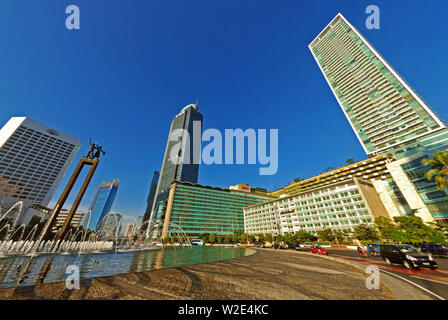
top-left (86, 138), bottom-right (106, 160)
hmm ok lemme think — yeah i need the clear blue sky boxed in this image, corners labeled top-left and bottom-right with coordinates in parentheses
top-left (1, 1), bottom-right (448, 217)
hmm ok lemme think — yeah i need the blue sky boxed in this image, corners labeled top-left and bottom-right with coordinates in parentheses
top-left (1, 0), bottom-right (448, 217)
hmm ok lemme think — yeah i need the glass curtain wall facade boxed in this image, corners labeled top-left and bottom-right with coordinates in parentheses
top-left (309, 14), bottom-right (448, 223)
top-left (160, 181), bottom-right (273, 237)
top-left (309, 13), bottom-right (448, 158)
top-left (87, 179), bottom-right (120, 230)
top-left (141, 170), bottom-right (160, 230)
top-left (149, 104), bottom-right (203, 228)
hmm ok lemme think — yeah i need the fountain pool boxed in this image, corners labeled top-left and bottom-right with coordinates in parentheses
top-left (0, 246), bottom-right (254, 288)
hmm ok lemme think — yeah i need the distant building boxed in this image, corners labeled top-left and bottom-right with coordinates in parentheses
top-left (20, 204), bottom-right (84, 233)
top-left (87, 179), bottom-right (120, 230)
top-left (0, 117), bottom-right (81, 208)
top-left (229, 184), bottom-right (268, 195)
top-left (160, 181), bottom-right (274, 238)
top-left (149, 104), bottom-right (203, 228)
top-left (97, 211), bottom-right (122, 237)
top-left (124, 223), bottom-right (136, 238)
top-left (141, 171), bottom-right (160, 231)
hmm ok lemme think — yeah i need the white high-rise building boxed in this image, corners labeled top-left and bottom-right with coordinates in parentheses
top-left (0, 117), bottom-right (81, 208)
top-left (309, 13), bottom-right (448, 157)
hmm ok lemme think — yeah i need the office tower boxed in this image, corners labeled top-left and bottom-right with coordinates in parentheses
top-left (149, 104), bottom-right (203, 228)
top-left (141, 170), bottom-right (160, 230)
top-left (0, 117), bottom-right (81, 208)
top-left (87, 179), bottom-right (120, 230)
top-left (309, 13), bottom-right (448, 158)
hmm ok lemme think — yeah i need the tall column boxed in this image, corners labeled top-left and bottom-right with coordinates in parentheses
top-left (161, 184), bottom-right (177, 239)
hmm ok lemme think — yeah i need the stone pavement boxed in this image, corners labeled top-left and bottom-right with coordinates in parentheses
top-left (0, 249), bottom-right (403, 300)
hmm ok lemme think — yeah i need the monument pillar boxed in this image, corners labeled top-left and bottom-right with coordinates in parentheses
top-left (35, 139), bottom-right (105, 252)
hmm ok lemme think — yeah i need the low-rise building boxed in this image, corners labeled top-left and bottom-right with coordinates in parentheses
top-left (244, 178), bottom-right (389, 235)
top-left (160, 181), bottom-right (274, 238)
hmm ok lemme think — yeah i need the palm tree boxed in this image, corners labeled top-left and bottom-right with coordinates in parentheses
top-left (346, 158), bottom-right (355, 165)
top-left (421, 151), bottom-right (448, 191)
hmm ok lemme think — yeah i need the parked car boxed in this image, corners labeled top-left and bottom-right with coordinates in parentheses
top-left (191, 239), bottom-right (204, 246)
top-left (254, 242), bottom-right (264, 248)
top-left (272, 243), bottom-right (283, 249)
top-left (309, 245), bottom-right (328, 255)
top-left (379, 244), bottom-right (438, 270)
top-left (287, 242), bottom-right (298, 249)
top-left (420, 243), bottom-right (448, 256)
top-left (301, 243), bottom-right (314, 248)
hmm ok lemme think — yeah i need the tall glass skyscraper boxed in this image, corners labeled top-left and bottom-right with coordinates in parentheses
top-left (148, 104), bottom-right (203, 230)
top-left (309, 13), bottom-right (448, 158)
top-left (141, 170), bottom-right (159, 231)
top-left (310, 14), bottom-right (448, 223)
top-left (87, 179), bottom-right (120, 230)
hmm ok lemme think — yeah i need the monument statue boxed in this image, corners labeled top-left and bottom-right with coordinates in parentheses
top-left (86, 138), bottom-right (106, 160)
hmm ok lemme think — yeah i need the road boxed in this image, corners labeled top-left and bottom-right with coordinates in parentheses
top-left (324, 247), bottom-right (448, 300)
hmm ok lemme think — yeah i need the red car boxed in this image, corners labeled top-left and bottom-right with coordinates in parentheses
top-left (309, 245), bottom-right (328, 255)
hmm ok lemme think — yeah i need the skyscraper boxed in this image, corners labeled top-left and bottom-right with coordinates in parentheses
top-left (87, 179), bottom-right (120, 230)
top-left (309, 13), bottom-right (448, 158)
top-left (141, 170), bottom-right (160, 231)
top-left (0, 117), bottom-right (81, 208)
top-left (148, 104), bottom-right (203, 230)
top-left (309, 14), bottom-right (448, 223)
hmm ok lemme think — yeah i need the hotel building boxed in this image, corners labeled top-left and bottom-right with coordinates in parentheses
top-left (309, 13), bottom-right (448, 158)
top-left (160, 181), bottom-right (274, 238)
top-left (0, 117), bottom-right (81, 208)
top-left (245, 176), bottom-right (389, 236)
top-left (308, 13), bottom-right (448, 223)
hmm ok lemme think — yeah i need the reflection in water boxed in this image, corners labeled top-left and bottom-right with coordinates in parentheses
top-left (0, 246), bottom-right (252, 288)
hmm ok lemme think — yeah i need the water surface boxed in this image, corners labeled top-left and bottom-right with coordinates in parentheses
top-left (0, 246), bottom-right (254, 288)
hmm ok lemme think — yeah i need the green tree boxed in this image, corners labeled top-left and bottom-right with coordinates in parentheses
top-left (209, 233), bottom-right (216, 244)
top-left (295, 230), bottom-right (316, 242)
top-left (217, 235), bottom-right (223, 244)
top-left (346, 158), bottom-right (355, 165)
top-left (352, 224), bottom-right (379, 241)
top-left (374, 216), bottom-right (398, 241)
top-left (430, 221), bottom-right (448, 235)
top-left (392, 216), bottom-right (445, 244)
top-left (248, 234), bottom-right (256, 244)
top-left (316, 228), bottom-right (334, 242)
top-left (275, 234), bottom-right (284, 242)
top-left (257, 233), bottom-right (265, 243)
top-left (240, 233), bottom-right (248, 243)
top-left (224, 234), bottom-right (232, 243)
top-left (283, 232), bottom-right (294, 243)
top-left (422, 151), bottom-right (448, 191)
top-left (265, 233), bottom-right (273, 243)
top-left (232, 234), bottom-right (239, 243)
